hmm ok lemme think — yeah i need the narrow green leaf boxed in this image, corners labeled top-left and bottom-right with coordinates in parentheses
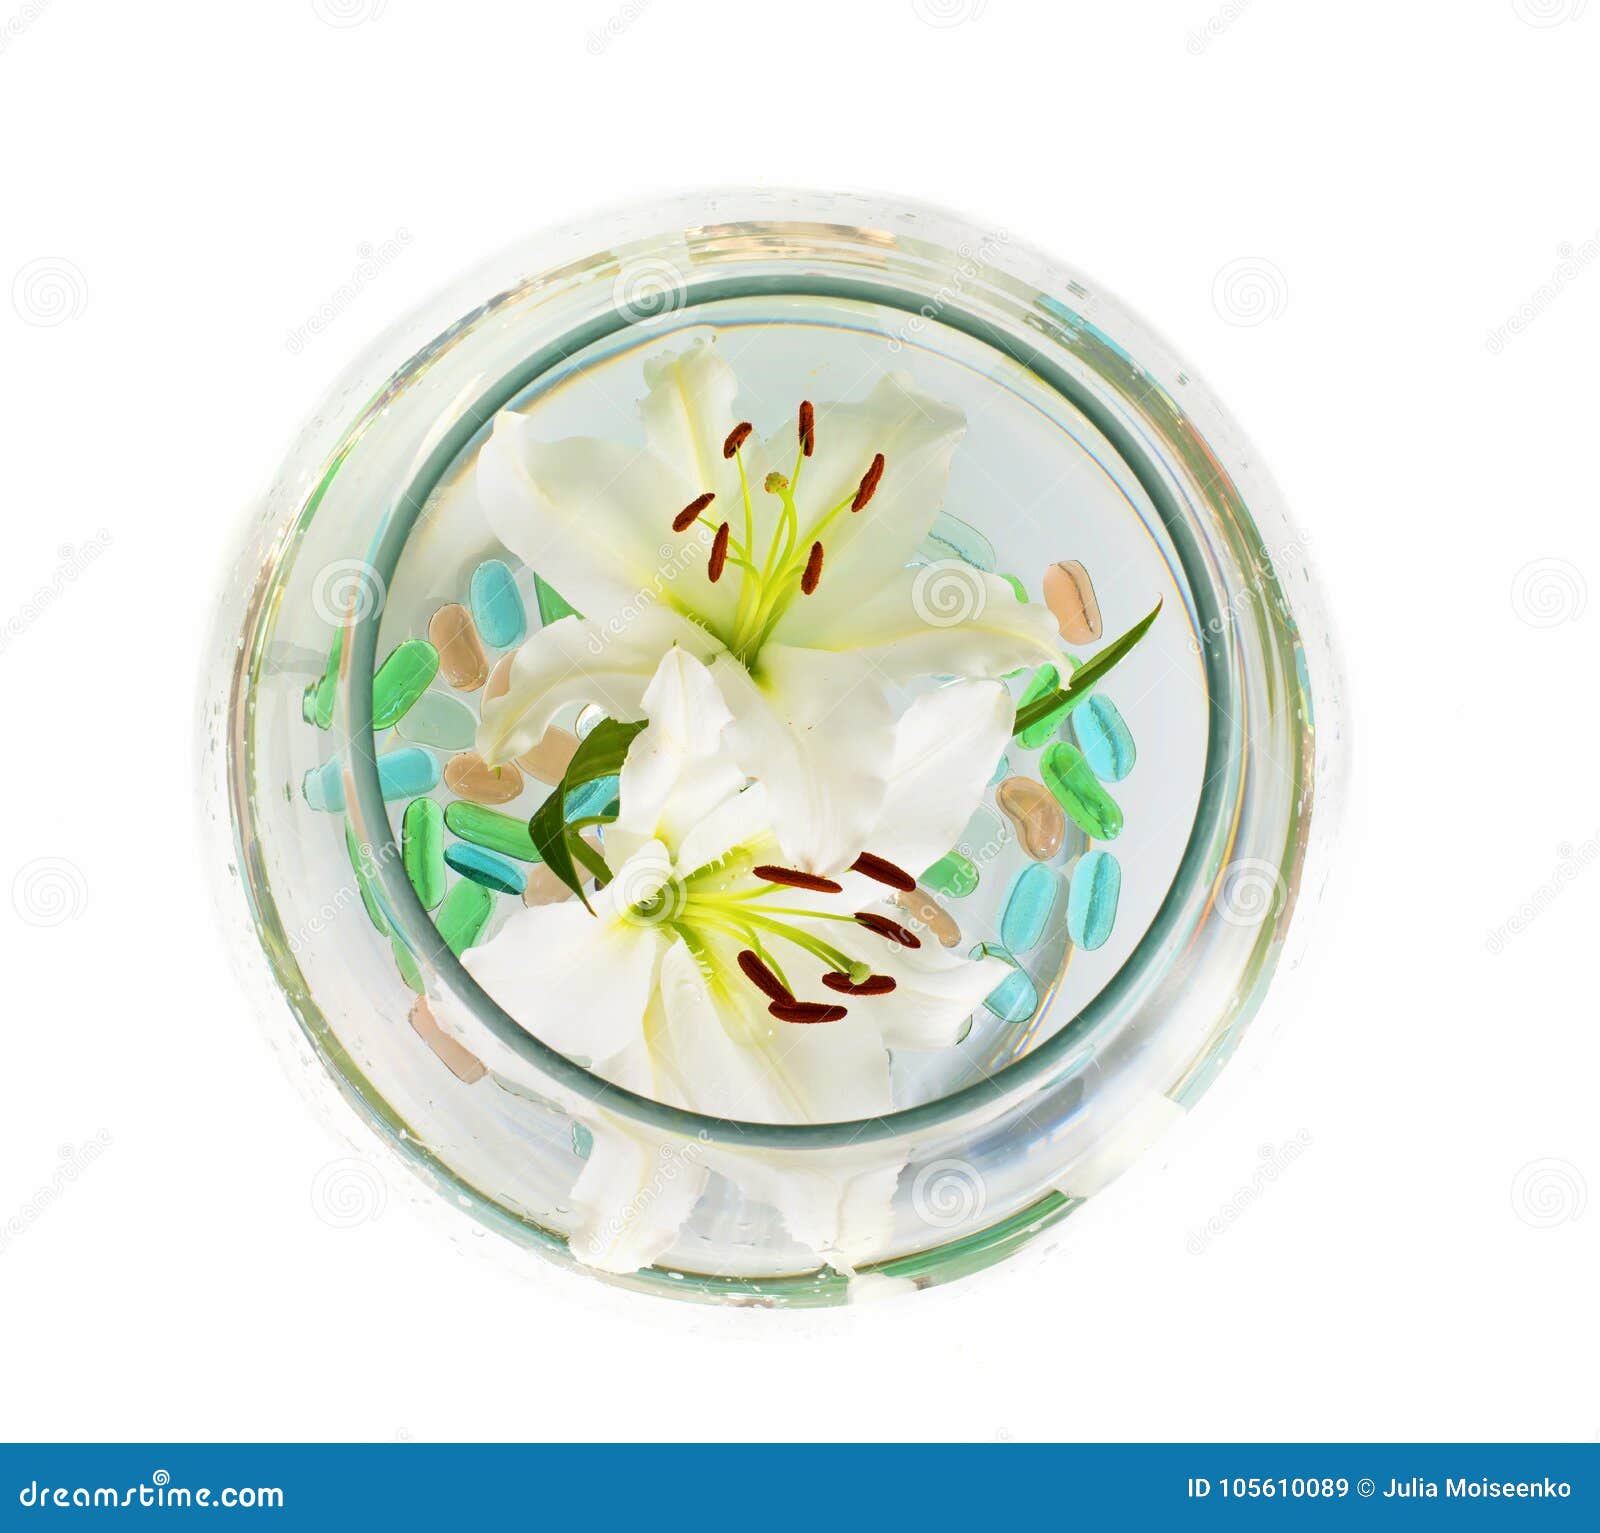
top-left (526, 717), bottom-right (645, 909)
top-left (1011, 598), bottom-right (1163, 738)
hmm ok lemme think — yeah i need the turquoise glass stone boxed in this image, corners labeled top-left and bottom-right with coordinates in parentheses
top-left (972, 942), bottom-right (1039, 1024)
top-left (1000, 863), bottom-right (1058, 954)
top-left (1071, 694), bottom-right (1137, 783)
top-left (445, 841), bottom-right (528, 896)
top-left (1068, 850), bottom-right (1121, 952)
top-left (377, 747), bottom-right (440, 800)
top-left (302, 758), bottom-right (345, 813)
top-left (469, 559), bottom-right (528, 649)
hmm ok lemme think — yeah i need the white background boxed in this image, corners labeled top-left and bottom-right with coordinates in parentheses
top-left (2, 1), bottom-right (1595, 1443)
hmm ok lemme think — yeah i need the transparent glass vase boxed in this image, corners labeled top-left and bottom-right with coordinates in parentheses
top-left (200, 188), bottom-right (1343, 1305)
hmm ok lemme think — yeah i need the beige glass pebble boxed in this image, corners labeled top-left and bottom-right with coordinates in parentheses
top-left (516, 726), bottom-right (580, 784)
top-left (996, 775), bottom-right (1066, 860)
top-left (428, 602), bottom-right (490, 690)
top-left (483, 652), bottom-right (514, 705)
top-left (1043, 559), bottom-right (1103, 644)
top-left (409, 995), bottom-right (486, 1084)
top-left (894, 886), bottom-right (961, 948)
top-left (444, 750), bottom-right (524, 805)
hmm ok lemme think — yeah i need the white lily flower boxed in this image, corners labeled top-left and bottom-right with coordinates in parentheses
top-left (474, 336), bottom-right (1060, 874)
top-left (437, 647), bottom-right (1013, 1273)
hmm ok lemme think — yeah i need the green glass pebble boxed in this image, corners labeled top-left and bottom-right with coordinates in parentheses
top-left (1071, 694), bottom-right (1137, 783)
top-left (533, 572), bottom-right (579, 625)
top-left (344, 823), bottom-right (388, 934)
top-left (304, 632), bottom-right (341, 730)
top-left (1040, 742), bottom-right (1124, 840)
top-left (402, 798), bottom-right (446, 911)
top-left (922, 850), bottom-right (980, 900)
top-left (378, 747), bottom-right (440, 800)
top-left (1016, 665), bottom-right (1065, 749)
top-left (469, 559), bottom-right (528, 649)
top-left (372, 639), bottom-right (440, 730)
top-left (395, 689), bottom-right (478, 751)
top-left (390, 933), bottom-right (424, 993)
top-left (971, 942), bottom-right (1039, 1024)
top-left (1000, 863), bottom-right (1059, 954)
top-left (1068, 850), bottom-right (1121, 952)
top-left (444, 800), bottom-right (541, 861)
top-left (445, 841), bottom-right (527, 896)
top-left (436, 879), bottom-right (494, 956)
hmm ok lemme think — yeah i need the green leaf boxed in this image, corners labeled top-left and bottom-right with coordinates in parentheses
top-left (1011, 598), bottom-right (1163, 738)
top-left (526, 717), bottom-right (645, 909)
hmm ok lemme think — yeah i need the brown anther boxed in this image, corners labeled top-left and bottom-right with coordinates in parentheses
top-left (851, 452), bottom-right (885, 512)
top-left (737, 949), bottom-right (794, 1004)
top-left (769, 999), bottom-right (848, 1024)
top-left (849, 851), bottom-right (916, 893)
top-left (673, 491), bottom-right (714, 532)
top-left (801, 540), bottom-right (824, 595)
top-left (708, 521), bottom-right (730, 582)
top-left (853, 910), bottom-right (922, 949)
top-left (752, 864), bottom-right (844, 894)
top-left (798, 400), bottom-right (815, 457)
top-left (821, 972), bottom-right (898, 997)
top-left (723, 421), bottom-right (753, 458)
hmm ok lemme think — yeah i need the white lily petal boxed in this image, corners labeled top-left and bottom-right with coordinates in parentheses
top-left (476, 608), bottom-right (717, 766)
top-left (612, 648), bottom-right (742, 858)
top-left (870, 679), bottom-right (1015, 878)
top-left (769, 372), bottom-right (966, 640)
top-left (477, 414), bottom-right (693, 618)
top-left (459, 884), bottom-right (668, 1065)
top-left (818, 566), bottom-right (1062, 682)
top-left (709, 645), bottom-right (897, 876)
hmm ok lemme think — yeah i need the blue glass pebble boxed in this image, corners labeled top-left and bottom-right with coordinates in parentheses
top-left (444, 841), bottom-right (527, 895)
top-left (1067, 850), bottom-right (1121, 952)
top-left (377, 747), bottom-right (440, 800)
top-left (1071, 694), bottom-right (1137, 782)
top-left (565, 774), bottom-right (620, 822)
top-left (469, 559), bottom-right (528, 649)
top-left (999, 863), bottom-right (1059, 954)
top-left (301, 758), bottom-right (345, 813)
top-left (972, 942), bottom-right (1039, 1024)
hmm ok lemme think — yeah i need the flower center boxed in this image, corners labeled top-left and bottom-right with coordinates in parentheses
top-left (622, 843), bottom-right (917, 1023)
top-left (669, 401), bottom-right (885, 666)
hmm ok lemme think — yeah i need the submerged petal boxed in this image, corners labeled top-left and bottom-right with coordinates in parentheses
top-left (709, 644), bottom-right (897, 876)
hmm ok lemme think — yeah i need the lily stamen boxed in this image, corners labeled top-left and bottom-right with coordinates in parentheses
top-left (752, 864), bottom-right (843, 894)
top-left (853, 910), bottom-right (922, 949)
top-left (737, 948), bottom-right (794, 1004)
top-left (769, 999), bottom-right (848, 1025)
top-left (821, 972), bottom-right (897, 996)
top-left (801, 541), bottom-right (824, 595)
top-left (849, 851), bottom-right (916, 892)
top-left (851, 452), bottom-right (885, 511)
top-left (673, 491), bottom-right (714, 532)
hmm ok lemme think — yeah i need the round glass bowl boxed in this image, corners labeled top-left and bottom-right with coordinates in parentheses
top-left (201, 189), bottom-right (1342, 1305)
